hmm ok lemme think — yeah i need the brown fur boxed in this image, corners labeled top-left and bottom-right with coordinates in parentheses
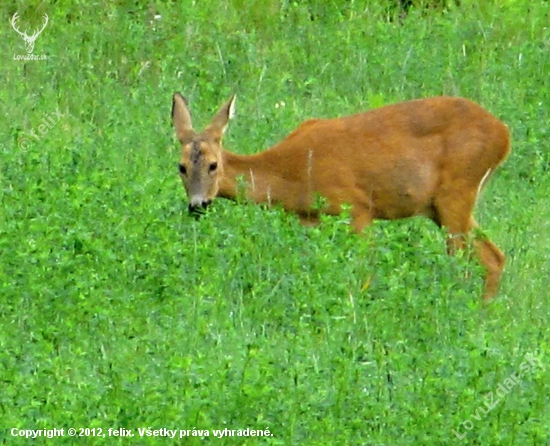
top-left (172, 94), bottom-right (510, 300)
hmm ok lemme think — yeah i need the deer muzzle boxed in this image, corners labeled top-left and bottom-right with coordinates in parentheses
top-left (188, 197), bottom-right (212, 215)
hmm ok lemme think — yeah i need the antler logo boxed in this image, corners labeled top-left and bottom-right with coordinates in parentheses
top-left (11, 12), bottom-right (49, 54)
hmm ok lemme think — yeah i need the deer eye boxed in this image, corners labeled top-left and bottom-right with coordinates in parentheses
top-left (178, 163), bottom-right (187, 175)
top-left (209, 161), bottom-right (218, 172)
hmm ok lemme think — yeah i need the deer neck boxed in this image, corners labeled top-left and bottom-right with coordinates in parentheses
top-left (218, 150), bottom-right (282, 204)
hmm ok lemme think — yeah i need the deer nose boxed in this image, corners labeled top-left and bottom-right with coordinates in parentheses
top-left (188, 199), bottom-right (212, 214)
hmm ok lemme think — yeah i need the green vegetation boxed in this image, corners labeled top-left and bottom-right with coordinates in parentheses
top-left (1, 0), bottom-right (549, 444)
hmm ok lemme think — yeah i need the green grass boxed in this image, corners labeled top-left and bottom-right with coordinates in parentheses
top-left (1, 0), bottom-right (549, 444)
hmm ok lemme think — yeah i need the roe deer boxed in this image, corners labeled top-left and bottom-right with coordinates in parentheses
top-left (172, 94), bottom-right (510, 300)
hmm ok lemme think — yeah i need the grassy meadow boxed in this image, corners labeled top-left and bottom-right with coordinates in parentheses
top-left (1, 0), bottom-right (549, 444)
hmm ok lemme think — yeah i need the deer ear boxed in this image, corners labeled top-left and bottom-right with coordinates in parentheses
top-left (172, 92), bottom-right (194, 142)
top-left (206, 95), bottom-right (236, 141)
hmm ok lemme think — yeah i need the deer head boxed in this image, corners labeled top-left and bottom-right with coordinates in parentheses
top-left (172, 93), bottom-right (236, 214)
top-left (11, 12), bottom-right (49, 54)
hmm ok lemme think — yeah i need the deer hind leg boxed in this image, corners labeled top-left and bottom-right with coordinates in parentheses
top-left (433, 190), bottom-right (505, 301)
top-left (470, 219), bottom-right (505, 301)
